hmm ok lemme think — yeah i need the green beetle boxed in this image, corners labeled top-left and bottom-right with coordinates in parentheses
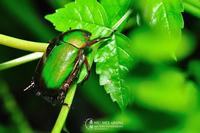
top-left (25, 29), bottom-right (112, 105)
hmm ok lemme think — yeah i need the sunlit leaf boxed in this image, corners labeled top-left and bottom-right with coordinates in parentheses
top-left (137, 0), bottom-right (184, 39)
top-left (95, 33), bottom-right (133, 109)
top-left (45, 0), bottom-right (111, 37)
top-left (100, 0), bottom-right (132, 26)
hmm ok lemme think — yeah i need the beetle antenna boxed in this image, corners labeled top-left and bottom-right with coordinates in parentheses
top-left (24, 81), bottom-right (35, 92)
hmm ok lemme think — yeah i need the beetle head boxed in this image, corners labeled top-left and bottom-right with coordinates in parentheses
top-left (83, 30), bottom-right (92, 41)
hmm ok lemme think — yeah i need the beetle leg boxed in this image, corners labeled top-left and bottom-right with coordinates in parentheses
top-left (62, 103), bottom-right (69, 108)
top-left (62, 50), bottom-right (83, 92)
top-left (72, 50), bottom-right (83, 71)
top-left (86, 31), bottom-right (115, 46)
top-left (42, 95), bottom-right (56, 106)
top-left (83, 57), bottom-right (91, 81)
top-left (57, 89), bottom-right (66, 104)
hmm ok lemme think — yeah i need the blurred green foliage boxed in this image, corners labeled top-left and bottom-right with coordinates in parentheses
top-left (0, 80), bottom-right (33, 133)
top-left (129, 67), bottom-right (198, 113)
top-left (129, 27), bottom-right (196, 62)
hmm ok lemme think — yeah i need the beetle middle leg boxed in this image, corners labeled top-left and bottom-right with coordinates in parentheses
top-left (58, 61), bottom-right (81, 105)
top-left (61, 49), bottom-right (84, 92)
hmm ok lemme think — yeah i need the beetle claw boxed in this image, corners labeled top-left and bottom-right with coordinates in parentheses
top-left (24, 81), bottom-right (35, 92)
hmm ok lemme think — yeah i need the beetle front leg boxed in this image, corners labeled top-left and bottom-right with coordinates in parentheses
top-left (86, 31), bottom-right (115, 46)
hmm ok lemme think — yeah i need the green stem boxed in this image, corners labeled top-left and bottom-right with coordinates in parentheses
top-left (112, 10), bottom-right (132, 30)
top-left (51, 84), bottom-right (77, 133)
top-left (0, 52), bottom-right (43, 71)
top-left (0, 34), bottom-right (48, 52)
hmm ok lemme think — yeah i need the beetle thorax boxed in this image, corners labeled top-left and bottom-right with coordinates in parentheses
top-left (61, 31), bottom-right (91, 48)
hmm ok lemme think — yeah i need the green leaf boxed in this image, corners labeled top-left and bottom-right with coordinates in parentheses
top-left (137, 0), bottom-right (184, 39)
top-left (95, 33), bottom-right (133, 109)
top-left (100, 0), bottom-right (132, 26)
top-left (135, 0), bottom-right (184, 60)
top-left (45, 0), bottom-right (111, 37)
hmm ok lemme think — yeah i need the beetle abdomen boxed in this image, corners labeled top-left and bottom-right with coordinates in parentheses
top-left (41, 43), bottom-right (78, 89)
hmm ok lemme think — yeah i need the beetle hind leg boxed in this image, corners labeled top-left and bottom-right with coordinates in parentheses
top-left (41, 90), bottom-right (66, 106)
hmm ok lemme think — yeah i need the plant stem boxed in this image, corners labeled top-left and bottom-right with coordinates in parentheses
top-left (51, 84), bottom-right (77, 133)
top-left (112, 10), bottom-right (132, 31)
top-left (0, 52), bottom-right (43, 71)
top-left (0, 34), bottom-right (48, 52)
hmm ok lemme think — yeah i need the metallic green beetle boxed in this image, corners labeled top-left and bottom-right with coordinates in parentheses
top-left (25, 29), bottom-right (112, 105)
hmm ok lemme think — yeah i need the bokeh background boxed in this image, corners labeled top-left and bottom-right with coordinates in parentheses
top-left (0, 0), bottom-right (200, 133)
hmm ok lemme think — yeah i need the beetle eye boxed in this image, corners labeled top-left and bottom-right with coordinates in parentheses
top-left (86, 33), bottom-right (91, 39)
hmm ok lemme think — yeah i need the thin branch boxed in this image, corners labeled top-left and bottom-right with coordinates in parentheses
top-left (0, 52), bottom-right (43, 71)
top-left (51, 84), bottom-right (77, 133)
top-left (0, 34), bottom-right (48, 52)
top-left (112, 10), bottom-right (132, 31)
